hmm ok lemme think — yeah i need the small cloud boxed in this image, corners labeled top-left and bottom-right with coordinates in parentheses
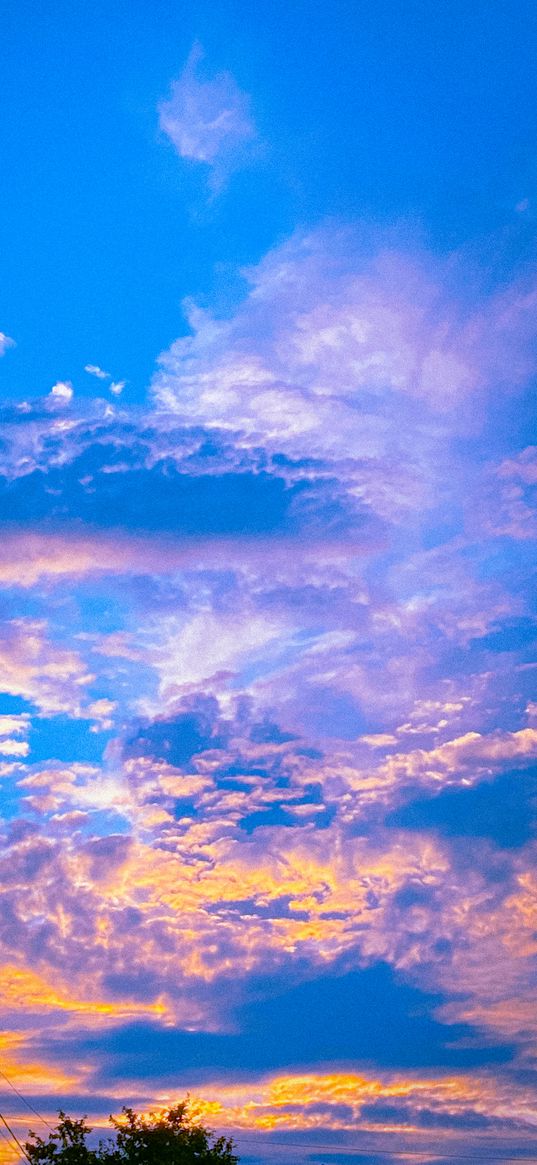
top-left (84, 364), bottom-right (126, 394)
top-left (50, 380), bottom-right (74, 403)
top-left (158, 43), bottom-right (256, 189)
top-left (0, 712), bottom-right (31, 757)
top-left (515, 198), bottom-right (530, 214)
top-left (87, 697), bottom-right (117, 732)
top-left (0, 332), bottom-right (15, 355)
top-left (0, 737), bottom-right (29, 756)
top-left (84, 363), bottom-right (110, 380)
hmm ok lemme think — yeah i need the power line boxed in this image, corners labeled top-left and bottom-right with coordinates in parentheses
top-left (0, 1070), bottom-right (53, 1131)
top-left (0, 1118), bottom-right (17, 1154)
top-left (0, 1111), bottom-right (30, 1163)
top-left (0, 1119), bottom-right (26, 1165)
top-left (0, 1094), bottom-right (535, 1165)
top-left (234, 1134), bottom-right (537, 1162)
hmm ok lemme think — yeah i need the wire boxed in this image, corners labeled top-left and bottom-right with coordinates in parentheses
top-left (0, 1101), bottom-right (535, 1164)
top-left (0, 1112), bottom-right (31, 1163)
top-left (234, 1134), bottom-right (537, 1162)
top-left (0, 1121), bottom-right (24, 1165)
top-left (0, 1119), bottom-right (16, 1153)
top-left (0, 1070), bottom-right (53, 1131)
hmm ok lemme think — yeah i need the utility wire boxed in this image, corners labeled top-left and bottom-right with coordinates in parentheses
top-left (235, 1134), bottom-right (537, 1162)
top-left (0, 1118), bottom-right (25, 1165)
top-left (1, 1092), bottom-right (536, 1164)
top-left (0, 1111), bottom-right (30, 1163)
top-left (0, 1118), bottom-right (16, 1152)
top-left (0, 1069), bottom-right (53, 1131)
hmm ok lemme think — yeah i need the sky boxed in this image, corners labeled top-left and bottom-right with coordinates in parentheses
top-left (0, 2), bottom-right (536, 1163)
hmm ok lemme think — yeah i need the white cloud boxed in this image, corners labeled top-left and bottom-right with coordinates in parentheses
top-left (0, 713), bottom-right (30, 757)
top-left (49, 381), bottom-right (73, 402)
top-left (84, 365), bottom-right (125, 394)
top-left (159, 44), bottom-right (256, 188)
top-left (0, 332), bottom-right (15, 355)
top-left (0, 737), bottom-right (29, 756)
top-left (0, 714), bottom-right (30, 738)
top-left (153, 226), bottom-right (537, 459)
top-left (84, 364), bottom-right (110, 380)
top-left (148, 609), bottom-right (284, 701)
top-left (151, 228), bottom-right (465, 482)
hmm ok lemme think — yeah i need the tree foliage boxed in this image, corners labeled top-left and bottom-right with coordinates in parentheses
top-left (24, 1104), bottom-right (238, 1165)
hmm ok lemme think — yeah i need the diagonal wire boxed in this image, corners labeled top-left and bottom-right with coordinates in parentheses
top-left (0, 1119), bottom-right (16, 1152)
top-left (0, 1112), bottom-right (31, 1163)
top-left (0, 1118), bottom-right (24, 1165)
top-left (0, 1069), bottom-right (53, 1131)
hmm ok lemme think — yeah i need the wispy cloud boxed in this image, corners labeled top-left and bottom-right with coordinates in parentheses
top-left (0, 332), bottom-right (15, 355)
top-left (84, 364), bottom-right (110, 380)
top-left (159, 44), bottom-right (256, 190)
top-left (84, 365), bottom-right (126, 395)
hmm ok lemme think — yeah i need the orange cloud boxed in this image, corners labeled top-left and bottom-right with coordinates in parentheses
top-left (0, 965), bottom-right (168, 1026)
top-left (0, 1030), bottom-right (77, 1093)
top-left (158, 1068), bottom-right (537, 1134)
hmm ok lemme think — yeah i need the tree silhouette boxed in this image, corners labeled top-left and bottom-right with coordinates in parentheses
top-left (25, 1104), bottom-right (238, 1165)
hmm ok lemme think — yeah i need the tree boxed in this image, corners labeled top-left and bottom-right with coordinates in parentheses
top-left (25, 1104), bottom-right (238, 1165)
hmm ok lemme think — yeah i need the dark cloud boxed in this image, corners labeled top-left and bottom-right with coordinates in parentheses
top-left (359, 1101), bottom-right (521, 1131)
top-left (40, 962), bottom-right (513, 1086)
top-left (0, 412), bottom-right (371, 540)
top-left (386, 767), bottom-right (537, 849)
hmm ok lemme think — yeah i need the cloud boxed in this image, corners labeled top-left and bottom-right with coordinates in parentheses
top-left (0, 528), bottom-right (354, 589)
top-left (3, 688), bottom-right (530, 1050)
top-left (181, 1067), bottom-right (537, 1138)
top-left (0, 963), bottom-right (165, 1024)
top-left (475, 445), bottom-right (537, 540)
top-left (85, 364), bottom-right (111, 380)
top-left (84, 366), bottom-right (126, 396)
top-left (0, 224), bottom-right (536, 1149)
top-left (159, 44), bottom-right (256, 189)
top-left (153, 227), bottom-right (537, 453)
top-left (49, 380), bottom-right (73, 402)
top-left (147, 609), bottom-right (286, 698)
top-left (0, 332), bottom-right (15, 355)
top-left (0, 619), bottom-right (95, 717)
top-left (0, 690), bottom-right (535, 1147)
top-left (387, 766), bottom-right (537, 849)
top-left (0, 714), bottom-right (31, 757)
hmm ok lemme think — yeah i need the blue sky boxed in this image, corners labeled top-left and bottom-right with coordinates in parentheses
top-left (0, 3), bottom-right (537, 1163)
top-left (2, 0), bottom-right (537, 402)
